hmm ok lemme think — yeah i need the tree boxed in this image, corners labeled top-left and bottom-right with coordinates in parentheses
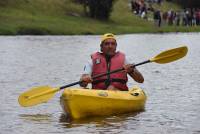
top-left (89, 0), bottom-right (114, 20)
top-left (173, 0), bottom-right (200, 8)
top-left (76, 0), bottom-right (115, 20)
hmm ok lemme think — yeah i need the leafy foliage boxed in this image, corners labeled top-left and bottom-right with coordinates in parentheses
top-left (171, 0), bottom-right (200, 8)
top-left (76, 0), bottom-right (115, 20)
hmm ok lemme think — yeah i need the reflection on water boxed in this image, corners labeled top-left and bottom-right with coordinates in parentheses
top-left (19, 114), bottom-right (53, 122)
top-left (59, 112), bottom-right (141, 128)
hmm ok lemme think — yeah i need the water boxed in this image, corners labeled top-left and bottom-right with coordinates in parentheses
top-left (0, 33), bottom-right (200, 134)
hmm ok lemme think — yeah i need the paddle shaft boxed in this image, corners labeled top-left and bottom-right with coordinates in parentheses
top-left (59, 60), bottom-right (150, 90)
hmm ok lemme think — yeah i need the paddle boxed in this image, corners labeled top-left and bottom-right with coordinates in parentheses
top-left (18, 46), bottom-right (188, 107)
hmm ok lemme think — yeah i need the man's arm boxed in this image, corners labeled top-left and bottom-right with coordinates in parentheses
top-left (124, 56), bottom-right (144, 83)
top-left (128, 66), bottom-right (144, 83)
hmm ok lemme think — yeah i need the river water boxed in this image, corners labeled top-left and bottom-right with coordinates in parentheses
top-left (0, 33), bottom-right (199, 134)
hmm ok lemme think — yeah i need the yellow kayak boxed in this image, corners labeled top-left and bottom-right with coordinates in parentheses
top-left (60, 86), bottom-right (147, 119)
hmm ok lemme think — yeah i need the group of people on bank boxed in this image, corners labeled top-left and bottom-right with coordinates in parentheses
top-left (130, 0), bottom-right (200, 27)
top-left (153, 8), bottom-right (200, 27)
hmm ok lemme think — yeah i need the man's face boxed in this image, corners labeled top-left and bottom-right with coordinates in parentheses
top-left (101, 38), bottom-right (117, 56)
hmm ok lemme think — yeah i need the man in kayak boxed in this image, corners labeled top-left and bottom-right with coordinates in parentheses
top-left (80, 33), bottom-right (144, 91)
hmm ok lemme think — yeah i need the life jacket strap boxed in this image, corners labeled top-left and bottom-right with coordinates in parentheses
top-left (92, 78), bottom-right (127, 85)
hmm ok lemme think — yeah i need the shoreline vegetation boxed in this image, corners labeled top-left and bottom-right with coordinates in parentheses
top-left (0, 0), bottom-right (200, 35)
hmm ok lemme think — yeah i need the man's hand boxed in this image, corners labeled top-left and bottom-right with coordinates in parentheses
top-left (80, 74), bottom-right (93, 87)
top-left (123, 64), bottom-right (135, 73)
top-left (124, 64), bottom-right (144, 83)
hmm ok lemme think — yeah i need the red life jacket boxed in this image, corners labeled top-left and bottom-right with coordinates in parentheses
top-left (91, 51), bottom-right (128, 90)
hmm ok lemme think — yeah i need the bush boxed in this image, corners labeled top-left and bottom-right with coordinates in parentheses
top-left (63, 0), bottom-right (115, 20)
top-left (0, 0), bottom-right (11, 6)
top-left (173, 0), bottom-right (200, 8)
top-left (88, 0), bottom-right (114, 20)
top-left (17, 26), bottom-right (51, 35)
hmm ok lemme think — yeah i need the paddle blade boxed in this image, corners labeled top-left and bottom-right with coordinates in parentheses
top-left (150, 46), bottom-right (188, 64)
top-left (18, 86), bottom-right (59, 107)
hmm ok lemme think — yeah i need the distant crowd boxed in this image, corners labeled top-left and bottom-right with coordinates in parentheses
top-left (154, 9), bottom-right (200, 27)
top-left (130, 0), bottom-right (200, 27)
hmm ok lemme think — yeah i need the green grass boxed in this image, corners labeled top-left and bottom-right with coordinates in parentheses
top-left (0, 0), bottom-right (200, 35)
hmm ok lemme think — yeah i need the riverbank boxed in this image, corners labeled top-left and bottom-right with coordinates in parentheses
top-left (0, 0), bottom-right (200, 35)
